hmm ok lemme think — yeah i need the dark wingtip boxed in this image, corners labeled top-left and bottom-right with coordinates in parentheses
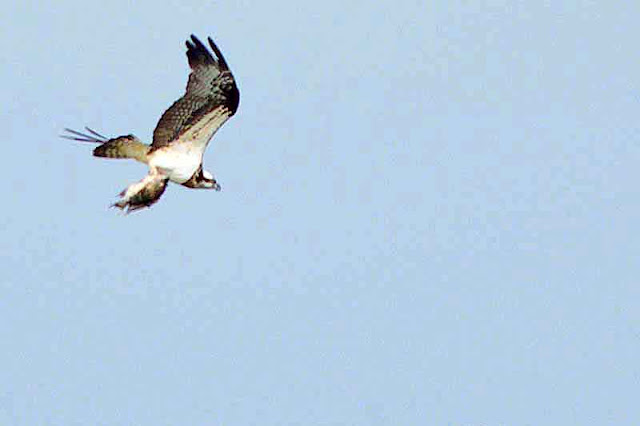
top-left (192, 35), bottom-right (208, 53)
top-left (61, 127), bottom-right (106, 143)
top-left (208, 36), bottom-right (229, 71)
top-left (185, 34), bottom-right (215, 66)
top-left (186, 34), bottom-right (198, 47)
top-left (84, 127), bottom-right (106, 139)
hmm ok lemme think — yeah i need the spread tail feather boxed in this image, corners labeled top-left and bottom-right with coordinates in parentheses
top-left (113, 173), bottom-right (169, 213)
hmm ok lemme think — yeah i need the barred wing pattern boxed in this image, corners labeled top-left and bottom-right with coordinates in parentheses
top-left (61, 127), bottom-right (149, 163)
top-left (151, 35), bottom-right (239, 152)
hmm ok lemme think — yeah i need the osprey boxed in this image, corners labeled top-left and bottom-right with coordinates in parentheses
top-left (63, 35), bottom-right (239, 213)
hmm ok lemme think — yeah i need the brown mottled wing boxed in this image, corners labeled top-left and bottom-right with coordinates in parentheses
top-left (61, 127), bottom-right (149, 163)
top-left (151, 35), bottom-right (240, 152)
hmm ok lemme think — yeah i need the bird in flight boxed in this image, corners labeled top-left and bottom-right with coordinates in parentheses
top-left (63, 34), bottom-right (240, 213)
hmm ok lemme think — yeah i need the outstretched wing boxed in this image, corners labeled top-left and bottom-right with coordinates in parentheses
top-left (62, 127), bottom-right (149, 163)
top-left (151, 35), bottom-right (240, 152)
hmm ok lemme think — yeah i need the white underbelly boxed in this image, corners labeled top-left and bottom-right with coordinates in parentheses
top-left (148, 148), bottom-right (201, 184)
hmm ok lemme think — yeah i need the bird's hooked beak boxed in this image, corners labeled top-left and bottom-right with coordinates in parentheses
top-left (202, 169), bottom-right (221, 191)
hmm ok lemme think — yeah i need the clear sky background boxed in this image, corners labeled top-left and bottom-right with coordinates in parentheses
top-left (1, 1), bottom-right (639, 424)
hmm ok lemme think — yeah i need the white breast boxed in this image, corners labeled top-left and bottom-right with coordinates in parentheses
top-left (148, 144), bottom-right (202, 184)
top-left (148, 106), bottom-right (232, 184)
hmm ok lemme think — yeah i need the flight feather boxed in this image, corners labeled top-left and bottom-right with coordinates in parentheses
top-left (151, 35), bottom-right (239, 151)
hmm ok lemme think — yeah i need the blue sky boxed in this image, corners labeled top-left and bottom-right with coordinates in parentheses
top-left (1, 1), bottom-right (639, 424)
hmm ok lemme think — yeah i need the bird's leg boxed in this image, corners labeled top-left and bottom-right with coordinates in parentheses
top-left (112, 173), bottom-right (169, 213)
top-left (113, 179), bottom-right (149, 212)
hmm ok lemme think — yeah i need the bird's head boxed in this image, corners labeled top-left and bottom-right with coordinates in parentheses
top-left (199, 169), bottom-right (221, 191)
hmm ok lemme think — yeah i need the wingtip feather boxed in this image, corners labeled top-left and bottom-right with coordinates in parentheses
top-left (208, 36), bottom-right (229, 70)
top-left (61, 127), bottom-right (106, 143)
top-left (185, 34), bottom-right (215, 67)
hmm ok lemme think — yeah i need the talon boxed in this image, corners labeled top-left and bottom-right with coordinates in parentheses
top-left (111, 174), bottom-right (169, 214)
